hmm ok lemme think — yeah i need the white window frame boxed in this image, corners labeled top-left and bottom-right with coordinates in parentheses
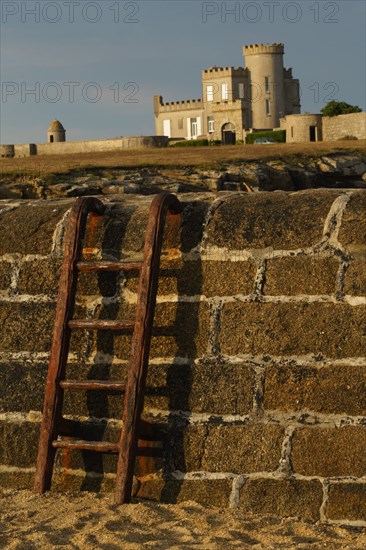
top-left (191, 117), bottom-right (198, 139)
top-left (207, 116), bottom-right (215, 133)
top-left (163, 119), bottom-right (171, 138)
top-left (238, 83), bottom-right (244, 99)
top-left (188, 116), bottom-right (201, 140)
top-left (222, 82), bottom-right (228, 101)
top-left (187, 117), bottom-right (191, 139)
top-left (197, 116), bottom-right (202, 136)
top-left (206, 85), bottom-right (214, 102)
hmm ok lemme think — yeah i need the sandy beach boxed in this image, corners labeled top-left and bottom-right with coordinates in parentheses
top-left (1, 489), bottom-right (365, 549)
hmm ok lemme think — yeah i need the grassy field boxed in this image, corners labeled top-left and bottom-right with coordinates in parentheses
top-left (1, 140), bottom-right (365, 178)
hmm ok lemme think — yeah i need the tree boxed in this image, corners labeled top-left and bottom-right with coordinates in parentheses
top-left (321, 100), bottom-right (362, 117)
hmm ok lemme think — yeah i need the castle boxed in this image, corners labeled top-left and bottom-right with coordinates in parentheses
top-left (154, 43), bottom-right (301, 144)
top-left (1, 41), bottom-right (364, 158)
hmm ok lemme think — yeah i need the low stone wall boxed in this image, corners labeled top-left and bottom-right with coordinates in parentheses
top-left (323, 112), bottom-right (366, 141)
top-left (11, 144), bottom-right (38, 157)
top-left (1, 136), bottom-right (169, 158)
top-left (0, 145), bottom-right (15, 158)
top-left (0, 190), bottom-right (365, 524)
top-left (35, 136), bottom-right (169, 155)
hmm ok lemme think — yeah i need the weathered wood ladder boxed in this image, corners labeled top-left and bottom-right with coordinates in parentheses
top-left (34, 193), bottom-right (182, 504)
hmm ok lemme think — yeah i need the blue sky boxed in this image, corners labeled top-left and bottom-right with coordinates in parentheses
top-left (1, 0), bottom-right (365, 143)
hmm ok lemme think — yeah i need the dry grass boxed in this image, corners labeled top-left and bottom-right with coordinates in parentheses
top-left (1, 141), bottom-right (365, 178)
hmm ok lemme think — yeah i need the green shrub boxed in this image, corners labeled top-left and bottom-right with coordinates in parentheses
top-left (236, 140), bottom-right (244, 145)
top-left (337, 135), bottom-right (359, 141)
top-left (321, 101), bottom-right (362, 117)
top-left (209, 140), bottom-right (222, 146)
top-left (246, 130), bottom-right (286, 144)
top-left (171, 139), bottom-right (209, 147)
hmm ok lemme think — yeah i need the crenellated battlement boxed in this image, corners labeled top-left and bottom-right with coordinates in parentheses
top-left (158, 98), bottom-right (204, 112)
top-left (163, 99), bottom-right (203, 106)
top-left (284, 68), bottom-right (293, 79)
top-left (244, 43), bottom-right (284, 56)
top-left (202, 66), bottom-right (248, 78)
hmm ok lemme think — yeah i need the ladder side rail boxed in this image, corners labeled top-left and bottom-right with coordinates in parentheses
top-left (34, 196), bottom-right (105, 493)
top-left (115, 193), bottom-right (182, 504)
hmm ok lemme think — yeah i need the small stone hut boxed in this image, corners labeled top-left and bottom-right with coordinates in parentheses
top-left (47, 120), bottom-right (66, 143)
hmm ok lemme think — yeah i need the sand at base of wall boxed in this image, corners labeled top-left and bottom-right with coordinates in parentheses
top-left (0, 489), bottom-right (365, 549)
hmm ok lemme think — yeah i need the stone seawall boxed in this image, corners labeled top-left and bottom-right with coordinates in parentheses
top-left (0, 190), bottom-right (365, 524)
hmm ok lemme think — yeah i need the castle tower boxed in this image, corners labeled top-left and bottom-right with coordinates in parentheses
top-left (47, 119), bottom-right (66, 143)
top-left (243, 43), bottom-right (286, 130)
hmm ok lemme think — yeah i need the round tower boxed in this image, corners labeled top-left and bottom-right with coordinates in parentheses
top-left (47, 119), bottom-right (66, 143)
top-left (243, 43), bottom-right (285, 130)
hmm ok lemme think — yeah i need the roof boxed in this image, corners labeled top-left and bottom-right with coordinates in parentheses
top-left (48, 120), bottom-right (65, 132)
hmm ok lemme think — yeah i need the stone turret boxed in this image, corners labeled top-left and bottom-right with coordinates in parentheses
top-left (244, 43), bottom-right (284, 56)
top-left (243, 43), bottom-right (286, 129)
top-left (47, 120), bottom-right (66, 143)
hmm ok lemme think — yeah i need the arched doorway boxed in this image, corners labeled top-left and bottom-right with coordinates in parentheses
top-left (221, 122), bottom-right (236, 145)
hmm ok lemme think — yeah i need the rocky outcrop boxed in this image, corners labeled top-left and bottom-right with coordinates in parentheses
top-left (1, 154), bottom-right (365, 199)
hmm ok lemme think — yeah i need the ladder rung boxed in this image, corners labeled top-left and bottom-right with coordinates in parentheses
top-left (60, 380), bottom-right (126, 391)
top-left (52, 439), bottom-right (119, 453)
top-left (69, 319), bottom-right (135, 330)
top-left (77, 260), bottom-right (142, 272)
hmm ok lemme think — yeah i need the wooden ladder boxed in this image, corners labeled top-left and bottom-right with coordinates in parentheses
top-left (34, 193), bottom-right (182, 504)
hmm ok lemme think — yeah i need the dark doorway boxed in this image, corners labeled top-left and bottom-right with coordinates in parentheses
top-left (221, 123), bottom-right (236, 145)
top-left (50, 135), bottom-right (54, 143)
top-left (309, 126), bottom-right (316, 142)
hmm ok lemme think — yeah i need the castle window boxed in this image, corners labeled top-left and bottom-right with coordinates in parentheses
top-left (178, 118), bottom-right (184, 130)
top-left (207, 85), bottom-right (214, 102)
top-left (291, 126), bottom-right (294, 138)
top-left (207, 116), bottom-right (214, 133)
top-left (190, 117), bottom-right (201, 139)
top-left (265, 76), bottom-right (270, 93)
top-left (163, 119), bottom-right (171, 138)
top-left (237, 83), bottom-right (244, 99)
top-left (266, 99), bottom-right (271, 116)
top-left (222, 83), bottom-right (228, 101)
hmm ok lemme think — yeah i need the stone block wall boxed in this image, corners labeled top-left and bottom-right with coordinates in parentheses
top-left (323, 112), bottom-right (366, 141)
top-left (0, 190), bottom-right (365, 524)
